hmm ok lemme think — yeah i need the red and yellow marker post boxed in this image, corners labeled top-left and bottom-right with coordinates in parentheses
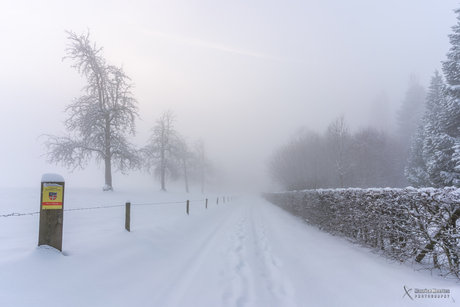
top-left (42, 185), bottom-right (63, 209)
top-left (38, 174), bottom-right (65, 252)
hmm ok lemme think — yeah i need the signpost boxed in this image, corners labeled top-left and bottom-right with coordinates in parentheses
top-left (38, 173), bottom-right (65, 251)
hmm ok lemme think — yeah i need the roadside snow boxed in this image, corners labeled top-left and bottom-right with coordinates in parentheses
top-left (0, 187), bottom-right (458, 306)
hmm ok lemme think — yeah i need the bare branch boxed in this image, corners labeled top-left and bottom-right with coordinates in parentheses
top-left (42, 30), bottom-right (140, 190)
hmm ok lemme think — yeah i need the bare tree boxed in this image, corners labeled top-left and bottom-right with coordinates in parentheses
top-left (326, 114), bottom-right (352, 188)
top-left (42, 30), bottom-right (140, 191)
top-left (194, 139), bottom-right (214, 194)
top-left (176, 135), bottom-right (194, 193)
top-left (142, 110), bottom-right (181, 191)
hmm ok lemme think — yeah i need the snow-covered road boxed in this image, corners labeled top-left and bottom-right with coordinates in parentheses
top-left (151, 196), bottom-right (298, 307)
top-left (0, 188), bottom-right (458, 306)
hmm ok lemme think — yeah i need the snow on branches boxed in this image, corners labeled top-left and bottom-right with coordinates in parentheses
top-left (142, 110), bottom-right (181, 191)
top-left (42, 30), bottom-right (141, 191)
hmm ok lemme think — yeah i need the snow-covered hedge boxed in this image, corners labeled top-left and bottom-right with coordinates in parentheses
top-left (262, 187), bottom-right (460, 278)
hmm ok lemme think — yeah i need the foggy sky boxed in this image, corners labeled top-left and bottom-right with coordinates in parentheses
top-left (0, 0), bottom-right (458, 191)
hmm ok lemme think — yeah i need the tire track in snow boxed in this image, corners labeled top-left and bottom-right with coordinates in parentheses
top-left (221, 200), bottom-right (296, 307)
top-left (151, 204), bottom-right (244, 307)
top-left (221, 209), bottom-right (251, 307)
top-left (251, 206), bottom-right (296, 306)
top-left (148, 198), bottom-right (298, 307)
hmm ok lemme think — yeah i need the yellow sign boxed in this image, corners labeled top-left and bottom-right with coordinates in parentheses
top-left (42, 185), bottom-right (63, 209)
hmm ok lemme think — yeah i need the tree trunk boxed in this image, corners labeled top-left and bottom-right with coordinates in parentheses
top-left (183, 160), bottom-right (189, 193)
top-left (104, 155), bottom-right (113, 191)
top-left (161, 169), bottom-right (166, 191)
top-left (104, 116), bottom-right (113, 191)
top-left (160, 147), bottom-right (166, 191)
top-left (201, 172), bottom-right (204, 194)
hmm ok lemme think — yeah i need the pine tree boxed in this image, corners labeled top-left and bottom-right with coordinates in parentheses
top-left (406, 70), bottom-right (459, 187)
top-left (439, 7), bottom-right (460, 186)
top-left (422, 71), bottom-right (459, 186)
top-left (405, 126), bottom-right (428, 187)
top-left (396, 74), bottom-right (426, 145)
top-left (443, 7), bottom-right (460, 100)
top-left (408, 7), bottom-right (460, 188)
top-left (369, 91), bottom-right (391, 131)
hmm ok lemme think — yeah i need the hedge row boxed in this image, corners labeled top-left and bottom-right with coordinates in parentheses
top-left (262, 187), bottom-right (460, 278)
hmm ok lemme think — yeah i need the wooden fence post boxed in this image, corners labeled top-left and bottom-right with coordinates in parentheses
top-left (38, 173), bottom-right (65, 252)
top-left (187, 200), bottom-right (189, 215)
top-left (217, 197), bottom-right (219, 205)
top-left (206, 198), bottom-right (208, 209)
top-left (125, 202), bottom-right (131, 232)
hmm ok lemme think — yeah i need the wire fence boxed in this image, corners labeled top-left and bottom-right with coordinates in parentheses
top-left (0, 212), bottom-right (40, 218)
top-left (1, 191), bottom-right (237, 252)
top-left (0, 197), bottom-right (230, 218)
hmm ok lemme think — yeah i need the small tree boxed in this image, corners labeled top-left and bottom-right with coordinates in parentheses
top-left (326, 114), bottom-right (352, 188)
top-left (176, 135), bottom-right (194, 193)
top-left (142, 110), bottom-right (181, 191)
top-left (396, 75), bottom-right (426, 144)
top-left (405, 126), bottom-right (429, 187)
top-left (421, 71), bottom-right (452, 187)
top-left (193, 139), bottom-right (214, 194)
top-left (43, 30), bottom-right (140, 191)
top-left (442, 7), bottom-right (460, 186)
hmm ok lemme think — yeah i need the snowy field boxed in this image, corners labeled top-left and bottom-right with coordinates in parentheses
top-left (0, 187), bottom-right (458, 307)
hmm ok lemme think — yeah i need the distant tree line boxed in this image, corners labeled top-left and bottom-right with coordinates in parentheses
top-left (266, 73), bottom-right (428, 190)
top-left (42, 30), bottom-right (213, 192)
top-left (266, 116), bottom-right (410, 190)
top-left (269, 7), bottom-right (460, 191)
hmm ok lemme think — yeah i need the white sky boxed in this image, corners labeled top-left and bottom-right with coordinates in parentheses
top-left (0, 0), bottom-right (458, 191)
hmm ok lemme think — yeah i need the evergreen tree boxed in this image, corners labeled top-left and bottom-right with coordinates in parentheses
top-left (422, 71), bottom-right (459, 186)
top-left (369, 91), bottom-right (391, 131)
top-left (405, 126), bottom-right (428, 187)
top-left (443, 7), bottom-right (460, 100)
top-left (407, 6), bottom-right (460, 188)
top-left (396, 74), bottom-right (426, 145)
top-left (406, 71), bottom-right (459, 187)
top-left (439, 7), bottom-right (460, 186)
